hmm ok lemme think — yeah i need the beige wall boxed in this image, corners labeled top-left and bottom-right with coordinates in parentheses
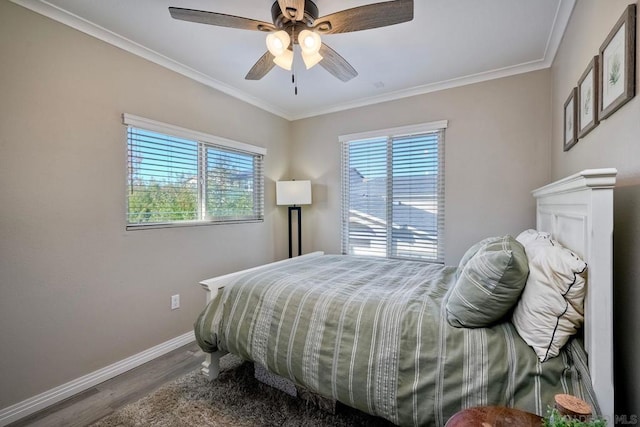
top-left (551, 1), bottom-right (640, 181)
top-left (0, 2), bottom-right (291, 408)
top-left (290, 70), bottom-right (552, 265)
top-left (550, 0), bottom-right (640, 417)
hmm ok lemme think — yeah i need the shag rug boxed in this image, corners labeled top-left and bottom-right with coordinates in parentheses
top-left (90, 354), bottom-right (393, 426)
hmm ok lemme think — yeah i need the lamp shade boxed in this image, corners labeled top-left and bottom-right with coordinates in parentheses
top-left (301, 50), bottom-right (323, 69)
top-left (276, 180), bottom-right (312, 205)
top-left (273, 49), bottom-right (294, 70)
top-left (266, 30), bottom-right (291, 57)
top-left (298, 30), bottom-right (321, 55)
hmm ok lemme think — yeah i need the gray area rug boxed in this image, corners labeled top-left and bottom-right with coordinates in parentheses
top-left (91, 354), bottom-right (393, 426)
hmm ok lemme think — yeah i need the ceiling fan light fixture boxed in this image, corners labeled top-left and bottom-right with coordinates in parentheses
top-left (298, 29), bottom-right (321, 55)
top-left (273, 48), bottom-right (294, 70)
top-left (171, 1), bottom-right (414, 83)
top-left (266, 30), bottom-right (291, 56)
top-left (301, 50), bottom-right (323, 69)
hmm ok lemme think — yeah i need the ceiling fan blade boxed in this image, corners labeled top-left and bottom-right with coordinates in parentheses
top-left (277, 0), bottom-right (305, 21)
top-left (313, 0), bottom-right (413, 34)
top-left (245, 51), bottom-right (277, 80)
top-left (169, 7), bottom-right (275, 32)
top-left (318, 43), bottom-right (358, 82)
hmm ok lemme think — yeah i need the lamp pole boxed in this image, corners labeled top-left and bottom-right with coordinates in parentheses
top-left (288, 205), bottom-right (302, 258)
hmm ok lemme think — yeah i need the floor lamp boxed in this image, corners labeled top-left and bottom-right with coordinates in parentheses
top-left (276, 180), bottom-right (312, 258)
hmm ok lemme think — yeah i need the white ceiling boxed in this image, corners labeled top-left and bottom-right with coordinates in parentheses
top-left (12, 0), bottom-right (575, 120)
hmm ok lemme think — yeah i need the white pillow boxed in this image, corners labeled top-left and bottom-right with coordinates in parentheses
top-left (512, 232), bottom-right (587, 362)
top-left (515, 228), bottom-right (551, 247)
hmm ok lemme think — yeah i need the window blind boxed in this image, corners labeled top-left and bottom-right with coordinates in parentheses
top-left (127, 128), bottom-right (199, 224)
top-left (124, 114), bottom-right (265, 229)
top-left (203, 145), bottom-right (264, 222)
top-left (341, 124), bottom-right (446, 263)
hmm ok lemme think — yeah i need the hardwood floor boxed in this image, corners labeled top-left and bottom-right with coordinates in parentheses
top-left (8, 341), bottom-right (205, 427)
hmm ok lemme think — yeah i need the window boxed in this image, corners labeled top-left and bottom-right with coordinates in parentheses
top-left (341, 121), bottom-right (447, 263)
top-left (124, 114), bottom-right (265, 229)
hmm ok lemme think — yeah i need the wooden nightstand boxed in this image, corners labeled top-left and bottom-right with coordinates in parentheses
top-left (445, 406), bottom-right (542, 427)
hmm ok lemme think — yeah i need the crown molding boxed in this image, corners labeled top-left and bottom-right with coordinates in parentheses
top-left (290, 59), bottom-right (551, 120)
top-left (541, 0), bottom-right (576, 67)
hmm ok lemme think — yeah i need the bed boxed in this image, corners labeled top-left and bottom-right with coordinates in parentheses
top-left (194, 168), bottom-right (616, 426)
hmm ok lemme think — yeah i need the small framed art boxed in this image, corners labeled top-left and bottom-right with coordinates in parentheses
top-left (599, 4), bottom-right (636, 120)
top-left (564, 87), bottom-right (578, 151)
top-left (577, 56), bottom-right (599, 139)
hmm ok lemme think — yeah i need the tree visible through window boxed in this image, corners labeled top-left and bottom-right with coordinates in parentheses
top-left (125, 115), bottom-right (264, 229)
top-left (127, 128), bottom-right (199, 223)
top-left (341, 123), bottom-right (446, 262)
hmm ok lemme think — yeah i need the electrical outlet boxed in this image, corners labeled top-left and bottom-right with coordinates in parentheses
top-left (171, 294), bottom-right (180, 310)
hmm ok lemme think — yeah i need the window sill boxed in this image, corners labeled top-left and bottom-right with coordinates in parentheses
top-left (126, 219), bottom-right (264, 231)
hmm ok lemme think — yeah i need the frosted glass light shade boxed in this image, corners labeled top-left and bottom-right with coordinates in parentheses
top-left (266, 30), bottom-right (291, 56)
top-left (276, 180), bottom-right (312, 205)
top-left (298, 30), bottom-right (321, 54)
top-left (273, 49), bottom-right (294, 70)
top-left (302, 51), bottom-right (323, 69)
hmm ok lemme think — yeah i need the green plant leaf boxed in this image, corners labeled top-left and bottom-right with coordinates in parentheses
top-left (543, 406), bottom-right (607, 427)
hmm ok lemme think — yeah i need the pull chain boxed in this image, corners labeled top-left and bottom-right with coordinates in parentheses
top-left (292, 27), bottom-right (297, 95)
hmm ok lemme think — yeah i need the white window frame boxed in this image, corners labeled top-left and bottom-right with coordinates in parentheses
top-left (123, 114), bottom-right (266, 230)
top-left (340, 120), bottom-right (447, 263)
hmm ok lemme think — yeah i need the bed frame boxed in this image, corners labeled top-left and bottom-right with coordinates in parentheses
top-left (198, 168), bottom-right (616, 420)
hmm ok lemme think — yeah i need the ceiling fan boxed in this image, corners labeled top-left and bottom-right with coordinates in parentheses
top-left (169, 0), bottom-right (414, 83)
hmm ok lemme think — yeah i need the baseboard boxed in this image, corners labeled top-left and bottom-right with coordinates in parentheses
top-left (0, 331), bottom-right (195, 426)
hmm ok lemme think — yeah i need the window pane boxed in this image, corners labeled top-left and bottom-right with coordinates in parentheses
top-left (342, 129), bottom-right (445, 262)
top-left (391, 134), bottom-right (440, 261)
top-left (346, 138), bottom-right (388, 257)
top-left (127, 128), bottom-right (198, 224)
top-left (205, 146), bottom-right (260, 221)
top-left (124, 117), bottom-right (265, 229)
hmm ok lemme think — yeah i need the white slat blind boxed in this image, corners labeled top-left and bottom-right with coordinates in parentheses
top-left (341, 122), bottom-right (446, 263)
top-left (124, 114), bottom-right (265, 229)
top-left (127, 128), bottom-right (199, 223)
top-left (203, 145), bottom-right (264, 222)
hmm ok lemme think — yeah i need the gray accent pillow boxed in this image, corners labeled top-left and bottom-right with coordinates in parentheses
top-left (447, 235), bottom-right (529, 328)
top-left (457, 236), bottom-right (497, 271)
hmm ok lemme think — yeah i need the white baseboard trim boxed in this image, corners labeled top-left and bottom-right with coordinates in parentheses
top-left (0, 331), bottom-right (195, 426)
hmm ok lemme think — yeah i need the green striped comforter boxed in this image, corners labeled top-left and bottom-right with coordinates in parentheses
top-left (195, 255), bottom-right (598, 427)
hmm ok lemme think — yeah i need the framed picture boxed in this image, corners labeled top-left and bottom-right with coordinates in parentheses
top-left (577, 56), bottom-right (599, 139)
top-left (599, 4), bottom-right (636, 120)
top-left (564, 87), bottom-right (578, 151)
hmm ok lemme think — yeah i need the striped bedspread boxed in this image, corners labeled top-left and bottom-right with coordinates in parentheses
top-left (195, 254), bottom-right (598, 427)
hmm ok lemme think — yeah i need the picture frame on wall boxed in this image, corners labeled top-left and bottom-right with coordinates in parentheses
top-left (577, 56), bottom-right (599, 139)
top-left (564, 87), bottom-right (578, 151)
top-left (599, 3), bottom-right (636, 120)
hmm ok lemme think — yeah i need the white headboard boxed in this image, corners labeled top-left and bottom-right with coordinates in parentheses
top-left (532, 168), bottom-right (616, 419)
